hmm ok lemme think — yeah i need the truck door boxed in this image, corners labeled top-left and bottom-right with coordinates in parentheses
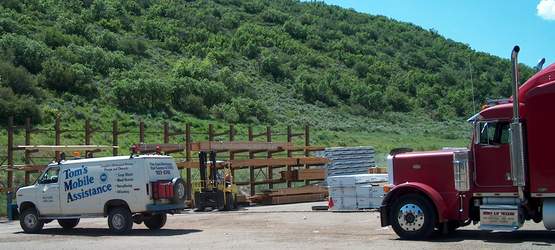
top-left (36, 167), bottom-right (61, 215)
top-left (473, 121), bottom-right (513, 187)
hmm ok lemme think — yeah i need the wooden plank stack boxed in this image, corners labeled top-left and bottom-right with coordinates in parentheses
top-left (250, 185), bottom-right (328, 205)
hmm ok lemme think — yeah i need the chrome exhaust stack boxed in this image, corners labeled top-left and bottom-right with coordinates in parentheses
top-left (509, 46), bottom-right (526, 197)
top-left (536, 58), bottom-right (546, 72)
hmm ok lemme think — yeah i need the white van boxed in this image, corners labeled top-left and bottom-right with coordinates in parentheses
top-left (16, 155), bottom-right (186, 234)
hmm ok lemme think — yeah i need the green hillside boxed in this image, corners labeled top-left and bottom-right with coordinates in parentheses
top-left (0, 0), bottom-right (536, 163)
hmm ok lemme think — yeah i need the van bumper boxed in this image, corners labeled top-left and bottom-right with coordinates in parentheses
top-left (146, 203), bottom-right (186, 213)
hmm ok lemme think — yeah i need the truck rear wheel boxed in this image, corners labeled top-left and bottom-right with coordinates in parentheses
top-left (144, 213), bottom-right (167, 230)
top-left (390, 194), bottom-right (437, 240)
top-left (108, 207), bottom-right (133, 234)
top-left (58, 219), bottom-right (80, 229)
top-left (20, 208), bottom-right (44, 234)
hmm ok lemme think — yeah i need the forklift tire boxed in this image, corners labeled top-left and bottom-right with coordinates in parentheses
top-left (58, 219), bottom-right (80, 229)
top-left (224, 192), bottom-right (234, 211)
top-left (20, 208), bottom-right (44, 234)
top-left (108, 207), bottom-right (133, 234)
top-left (390, 193), bottom-right (437, 240)
top-left (144, 213), bottom-right (167, 230)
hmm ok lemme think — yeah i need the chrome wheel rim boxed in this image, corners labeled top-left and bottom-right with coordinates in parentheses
top-left (397, 203), bottom-right (425, 231)
top-left (24, 213), bottom-right (38, 229)
top-left (112, 214), bottom-right (125, 230)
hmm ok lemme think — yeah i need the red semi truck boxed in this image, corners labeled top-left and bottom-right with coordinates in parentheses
top-left (380, 46), bottom-right (555, 240)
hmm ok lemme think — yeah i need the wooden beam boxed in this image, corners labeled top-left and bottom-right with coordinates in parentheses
top-left (16, 145), bottom-right (119, 151)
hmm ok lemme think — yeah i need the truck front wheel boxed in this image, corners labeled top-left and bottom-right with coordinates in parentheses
top-left (144, 213), bottom-right (167, 230)
top-left (20, 208), bottom-right (44, 234)
top-left (390, 194), bottom-right (437, 240)
top-left (58, 219), bottom-right (80, 229)
top-left (108, 207), bottom-right (133, 234)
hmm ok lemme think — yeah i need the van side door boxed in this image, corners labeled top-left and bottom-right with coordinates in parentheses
top-left (36, 166), bottom-right (61, 215)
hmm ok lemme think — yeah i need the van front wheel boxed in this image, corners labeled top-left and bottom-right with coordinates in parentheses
top-left (108, 207), bottom-right (133, 234)
top-left (144, 213), bottom-right (167, 230)
top-left (58, 219), bottom-right (80, 229)
top-left (20, 208), bottom-right (44, 234)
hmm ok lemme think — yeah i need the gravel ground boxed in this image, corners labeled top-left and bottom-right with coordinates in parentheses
top-left (0, 202), bottom-right (553, 250)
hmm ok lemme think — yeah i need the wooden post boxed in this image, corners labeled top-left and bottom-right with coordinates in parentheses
top-left (208, 124), bottom-right (214, 141)
top-left (84, 119), bottom-right (91, 158)
top-left (304, 125), bottom-right (310, 185)
top-left (229, 124), bottom-right (235, 180)
top-left (7, 117), bottom-right (14, 192)
top-left (112, 120), bottom-right (118, 156)
top-left (139, 120), bottom-right (145, 143)
top-left (24, 118), bottom-right (31, 185)
top-left (55, 116), bottom-right (61, 161)
top-left (286, 125), bottom-right (292, 188)
top-left (163, 122), bottom-right (169, 144)
top-left (248, 126), bottom-right (255, 196)
top-left (185, 123), bottom-right (192, 200)
top-left (267, 126), bottom-right (273, 189)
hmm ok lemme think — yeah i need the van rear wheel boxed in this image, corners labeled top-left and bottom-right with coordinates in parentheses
top-left (58, 219), bottom-right (80, 229)
top-left (108, 207), bottom-right (133, 234)
top-left (144, 213), bottom-right (167, 230)
top-left (20, 208), bottom-right (44, 234)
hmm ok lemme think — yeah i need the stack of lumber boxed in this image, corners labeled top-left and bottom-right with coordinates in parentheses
top-left (250, 185), bottom-right (328, 205)
top-left (280, 168), bottom-right (326, 181)
top-left (297, 168), bottom-right (325, 180)
top-left (368, 168), bottom-right (387, 174)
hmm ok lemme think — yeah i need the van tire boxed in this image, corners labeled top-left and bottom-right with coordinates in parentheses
top-left (58, 219), bottom-right (80, 229)
top-left (20, 208), bottom-right (44, 234)
top-left (144, 213), bottom-right (167, 230)
top-left (108, 207), bottom-right (133, 234)
top-left (172, 178), bottom-right (186, 203)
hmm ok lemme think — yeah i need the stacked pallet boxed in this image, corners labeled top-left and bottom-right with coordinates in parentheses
top-left (250, 185), bottom-right (328, 205)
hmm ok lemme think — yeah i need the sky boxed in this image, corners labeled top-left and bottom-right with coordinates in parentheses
top-left (322, 0), bottom-right (555, 68)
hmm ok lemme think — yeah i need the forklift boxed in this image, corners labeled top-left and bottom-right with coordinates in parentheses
top-left (192, 151), bottom-right (237, 211)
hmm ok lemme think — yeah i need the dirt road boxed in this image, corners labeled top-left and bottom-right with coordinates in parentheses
top-left (0, 202), bottom-right (553, 250)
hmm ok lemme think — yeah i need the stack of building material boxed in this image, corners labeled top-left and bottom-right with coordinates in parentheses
top-left (280, 169), bottom-right (326, 181)
top-left (327, 174), bottom-right (387, 210)
top-left (316, 147), bottom-right (376, 178)
top-left (250, 185), bottom-right (328, 205)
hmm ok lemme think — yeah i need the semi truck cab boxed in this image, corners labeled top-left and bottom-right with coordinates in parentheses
top-left (380, 46), bottom-right (555, 240)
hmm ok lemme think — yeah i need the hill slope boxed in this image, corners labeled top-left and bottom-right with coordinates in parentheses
top-left (0, 0), bottom-right (534, 127)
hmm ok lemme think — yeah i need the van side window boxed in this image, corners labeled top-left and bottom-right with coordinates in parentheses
top-left (479, 122), bottom-right (510, 145)
top-left (38, 167), bottom-right (60, 184)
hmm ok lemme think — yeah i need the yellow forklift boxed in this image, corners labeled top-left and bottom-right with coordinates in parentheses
top-left (192, 151), bottom-right (237, 211)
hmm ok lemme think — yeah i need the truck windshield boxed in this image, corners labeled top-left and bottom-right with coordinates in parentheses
top-left (479, 122), bottom-right (510, 145)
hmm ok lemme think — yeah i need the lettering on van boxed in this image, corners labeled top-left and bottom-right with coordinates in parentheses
top-left (63, 165), bottom-right (112, 203)
top-left (149, 162), bottom-right (173, 176)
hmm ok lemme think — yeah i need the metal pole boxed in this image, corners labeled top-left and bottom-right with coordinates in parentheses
top-left (229, 124), bottom-right (235, 181)
top-left (85, 119), bottom-right (91, 158)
